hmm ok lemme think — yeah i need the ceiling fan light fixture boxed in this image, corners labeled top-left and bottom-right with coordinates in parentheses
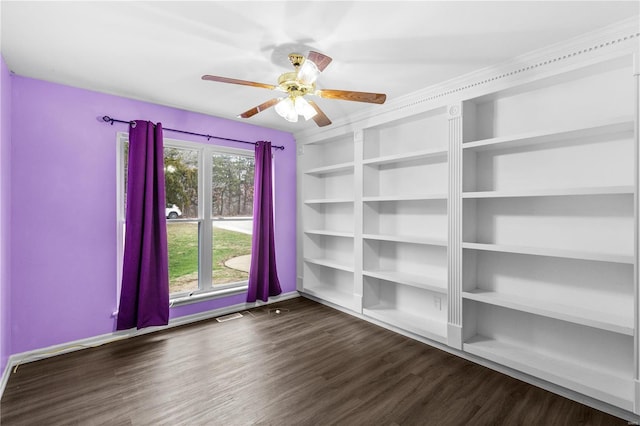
top-left (203, 51), bottom-right (385, 128)
top-left (294, 96), bottom-right (318, 121)
top-left (275, 97), bottom-right (298, 122)
top-left (297, 59), bottom-right (320, 84)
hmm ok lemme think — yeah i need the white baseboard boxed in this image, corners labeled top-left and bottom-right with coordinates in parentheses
top-left (0, 358), bottom-right (12, 401)
top-left (0, 291), bottom-right (299, 400)
top-left (447, 324), bottom-right (462, 350)
top-left (635, 379), bottom-right (640, 417)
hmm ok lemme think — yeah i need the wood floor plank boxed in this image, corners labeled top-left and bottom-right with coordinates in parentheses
top-left (0, 297), bottom-right (628, 425)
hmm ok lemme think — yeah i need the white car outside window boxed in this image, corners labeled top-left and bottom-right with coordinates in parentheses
top-left (166, 204), bottom-right (182, 219)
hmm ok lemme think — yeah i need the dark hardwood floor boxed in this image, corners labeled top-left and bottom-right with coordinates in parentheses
top-left (1, 297), bottom-right (627, 425)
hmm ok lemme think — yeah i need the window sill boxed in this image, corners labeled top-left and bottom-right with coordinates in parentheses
top-left (169, 285), bottom-right (248, 307)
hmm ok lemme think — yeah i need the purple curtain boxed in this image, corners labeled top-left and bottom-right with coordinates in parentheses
top-left (247, 141), bottom-right (282, 302)
top-left (116, 120), bottom-right (170, 330)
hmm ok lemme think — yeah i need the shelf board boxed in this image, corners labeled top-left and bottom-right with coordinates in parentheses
top-left (363, 233), bottom-right (447, 247)
top-left (304, 229), bottom-right (355, 238)
top-left (363, 148), bottom-right (447, 166)
top-left (304, 162), bottom-right (355, 176)
top-left (462, 118), bottom-right (634, 151)
top-left (304, 198), bottom-right (354, 205)
top-left (363, 270), bottom-right (447, 294)
top-left (363, 305), bottom-right (447, 343)
top-left (462, 290), bottom-right (633, 336)
top-left (463, 335), bottom-right (634, 411)
top-left (303, 285), bottom-right (355, 311)
top-left (362, 194), bottom-right (448, 202)
top-left (462, 185), bottom-right (634, 199)
top-left (462, 242), bottom-right (634, 265)
top-left (303, 257), bottom-right (355, 273)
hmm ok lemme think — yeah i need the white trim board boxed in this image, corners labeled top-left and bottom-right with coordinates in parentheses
top-left (0, 359), bottom-right (11, 402)
top-left (0, 291), bottom-right (300, 400)
top-left (299, 292), bottom-right (640, 424)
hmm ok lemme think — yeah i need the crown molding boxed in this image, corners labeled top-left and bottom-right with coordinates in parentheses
top-left (294, 15), bottom-right (640, 144)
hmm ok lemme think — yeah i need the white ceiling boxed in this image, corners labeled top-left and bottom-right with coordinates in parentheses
top-left (1, 1), bottom-right (638, 133)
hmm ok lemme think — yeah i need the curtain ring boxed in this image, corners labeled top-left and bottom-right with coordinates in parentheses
top-left (130, 121), bottom-right (137, 128)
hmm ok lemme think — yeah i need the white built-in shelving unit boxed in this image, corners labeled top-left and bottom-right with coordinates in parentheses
top-left (300, 133), bottom-right (358, 310)
top-left (296, 19), bottom-right (640, 419)
top-left (361, 108), bottom-right (450, 343)
top-left (459, 56), bottom-right (637, 411)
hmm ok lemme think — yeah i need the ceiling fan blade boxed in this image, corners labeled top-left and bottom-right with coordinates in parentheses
top-left (202, 75), bottom-right (276, 90)
top-left (307, 101), bottom-right (332, 127)
top-left (238, 98), bottom-right (281, 118)
top-left (317, 89), bottom-right (386, 104)
top-left (306, 51), bottom-right (332, 72)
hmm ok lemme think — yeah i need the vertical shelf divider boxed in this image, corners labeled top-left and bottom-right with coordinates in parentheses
top-left (354, 129), bottom-right (364, 313)
top-left (633, 52), bottom-right (640, 414)
top-left (447, 103), bottom-right (463, 349)
top-left (296, 143), bottom-right (305, 293)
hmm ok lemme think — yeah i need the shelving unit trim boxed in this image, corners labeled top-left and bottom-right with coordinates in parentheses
top-left (303, 257), bottom-right (355, 273)
top-left (462, 185), bottom-right (635, 199)
top-left (304, 198), bottom-right (354, 205)
top-left (462, 118), bottom-right (634, 151)
top-left (462, 290), bottom-right (633, 335)
top-left (363, 233), bottom-right (448, 246)
top-left (304, 229), bottom-right (355, 238)
top-left (304, 162), bottom-right (355, 176)
top-left (462, 242), bottom-right (635, 264)
top-left (363, 148), bottom-right (448, 166)
top-left (362, 194), bottom-right (448, 202)
top-left (363, 270), bottom-right (447, 293)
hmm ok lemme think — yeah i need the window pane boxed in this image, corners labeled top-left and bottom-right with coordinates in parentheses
top-left (165, 147), bottom-right (199, 219)
top-left (167, 221), bottom-right (199, 294)
top-left (211, 153), bottom-right (254, 286)
top-left (212, 220), bottom-right (252, 286)
top-left (211, 153), bottom-right (254, 218)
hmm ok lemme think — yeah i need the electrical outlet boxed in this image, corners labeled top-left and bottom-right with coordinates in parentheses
top-left (434, 296), bottom-right (442, 311)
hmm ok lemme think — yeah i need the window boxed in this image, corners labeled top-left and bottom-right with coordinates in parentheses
top-left (117, 133), bottom-right (255, 302)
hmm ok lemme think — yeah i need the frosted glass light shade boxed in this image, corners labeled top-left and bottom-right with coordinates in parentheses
top-left (297, 60), bottom-right (320, 84)
top-left (294, 96), bottom-right (318, 121)
top-left (275, 97), bottom-right (298, 122)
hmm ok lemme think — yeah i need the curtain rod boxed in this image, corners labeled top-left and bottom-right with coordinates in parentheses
top-left (101, 116), bottom-right (285, 150)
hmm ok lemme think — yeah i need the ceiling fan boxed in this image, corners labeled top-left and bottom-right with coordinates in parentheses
top-left (202, 51), bottom-right (386, 127)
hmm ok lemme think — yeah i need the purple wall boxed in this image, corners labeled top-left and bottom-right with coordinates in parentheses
top-left (1, 56), bottom-right (12, 372)
top-left (10, 76), bottom-right (296, 355)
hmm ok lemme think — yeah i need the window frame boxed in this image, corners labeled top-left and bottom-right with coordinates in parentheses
top-left (116, 132), bottom-right (255, 306)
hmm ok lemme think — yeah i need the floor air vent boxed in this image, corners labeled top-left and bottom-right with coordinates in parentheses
top-left (215, 312), bottom-right (244, 323)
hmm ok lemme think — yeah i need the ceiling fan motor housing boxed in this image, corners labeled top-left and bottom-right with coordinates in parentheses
top-left (277, 71), bottom-right (315, 97)
top-left (288, 53), bottom-right (305, 67)
top-left (278, 53), bottom-right (315, 97)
